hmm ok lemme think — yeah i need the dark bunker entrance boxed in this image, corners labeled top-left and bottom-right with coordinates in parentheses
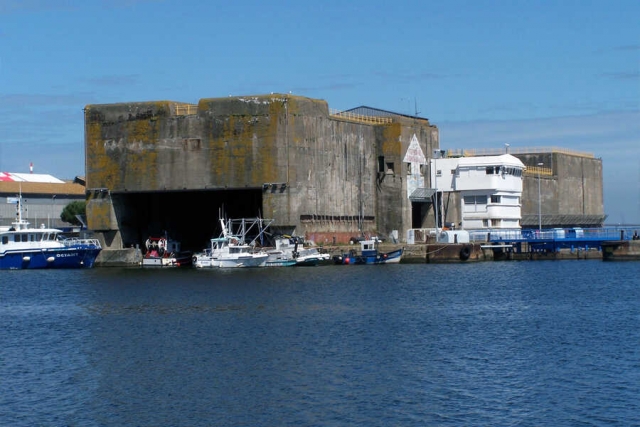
top-left (112, 189), bottom-right (264, 252)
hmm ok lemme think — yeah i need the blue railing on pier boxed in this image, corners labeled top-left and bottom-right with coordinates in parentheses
top-left (469, 226), bottom-right (639, 253)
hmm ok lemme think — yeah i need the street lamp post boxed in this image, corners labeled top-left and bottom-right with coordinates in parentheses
top-left (51, 195), bottom-right (56, 228)
top-left (537, 163), bottom-right (543, 231)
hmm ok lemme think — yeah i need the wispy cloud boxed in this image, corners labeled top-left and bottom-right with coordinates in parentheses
top-left (0, 0), bottom-right (160, 14)
top-left (291, 82), bottom-right (362, 93)
top-left (439, 111), bottom-right (639, 146)
top-left (0, 93), bottom-right (93, 109)
top-left (373, 71), bottom-right (450, 82)
top-left (82, 75), bottom-right (140, 87)
top-left (99, 0), bottom-right (164, 8)
top-left (0, 0), bottom-right (78, 14)
top-left (612, 45), bottom-right (640, 52)
top-left (594, 44), bottom-right (640, 54)
top-left (600, 71), bottom-right (640, 81)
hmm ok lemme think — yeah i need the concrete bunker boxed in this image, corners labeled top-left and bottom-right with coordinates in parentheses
top-left (85, 95), bottom-right (440, 251)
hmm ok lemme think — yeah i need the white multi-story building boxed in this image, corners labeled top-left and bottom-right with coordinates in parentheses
top-left (431, 154), bottom-right (526, 230)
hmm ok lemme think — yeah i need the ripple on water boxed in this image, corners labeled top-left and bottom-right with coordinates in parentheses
top-left (1, 262), bottom-right (639, 426)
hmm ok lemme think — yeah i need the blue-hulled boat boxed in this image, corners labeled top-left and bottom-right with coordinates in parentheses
top-left (333, 239), bottom-right (403, 265)
top-left (0, 195), bottom-right (102, 269)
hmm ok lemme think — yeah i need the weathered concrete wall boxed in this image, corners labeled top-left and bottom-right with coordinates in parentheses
top-left (85, 94), bottom-right (438, 246)
top-left (517, 152), bottom-right (604, 227)
top-left (85, 98), bottom-right (290, 192)
top-left (282, 112), bottom-right (380, 234)
top-left (518, 152), bottom-right (554, 224)
top-left (378, 122), bottom-right (440, 233)
top-left (555, 152), bottom-right (603, 215)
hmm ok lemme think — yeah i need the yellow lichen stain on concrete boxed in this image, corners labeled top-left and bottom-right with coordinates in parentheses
top-left (85, 121), bottom-right (120, 189)
top-left (125, 147), bottom-right (158, 187)
top-left (126, 119), bottom-right (153, 143)
top-left (206, 106), bottom-right (282, 186)
top-left (86, 199), bottom-right (113, 230)
top-left (381, 123), bottom-right (403, 154)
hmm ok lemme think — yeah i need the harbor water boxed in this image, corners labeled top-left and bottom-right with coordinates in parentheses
top-left (2, 261), bottom-right (639, 426)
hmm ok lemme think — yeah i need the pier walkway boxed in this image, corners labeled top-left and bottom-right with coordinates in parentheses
top-left (472, 226), bottom-right (640, 254)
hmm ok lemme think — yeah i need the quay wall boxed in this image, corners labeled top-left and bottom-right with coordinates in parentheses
top-left (92, 240), bottom-right (615, 267)
top-left (602, 240), bottom-right (640, 261)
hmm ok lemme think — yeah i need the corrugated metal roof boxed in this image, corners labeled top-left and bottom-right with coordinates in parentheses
top-left (521, 214), bottom-right (607, 227)
top-left (0, 172), bottom-right (65, 183)
top-left (0, 181), bottom-right (86, 196)
top-left (409, 187), bottom-right (436, 202)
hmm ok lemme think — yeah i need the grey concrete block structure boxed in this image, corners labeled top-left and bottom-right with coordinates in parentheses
top-left (84, 94), bottom-right (439, 251)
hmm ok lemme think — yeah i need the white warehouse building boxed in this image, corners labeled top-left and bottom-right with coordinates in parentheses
top-left (431, 154), bottom-right (526, 231)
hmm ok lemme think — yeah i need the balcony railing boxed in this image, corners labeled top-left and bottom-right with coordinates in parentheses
top-left (329, 109), bottom-right (393, 125)
top-left (174, 104), bottom-right (198, 116)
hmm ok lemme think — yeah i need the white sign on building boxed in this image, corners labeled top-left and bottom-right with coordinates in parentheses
top-left (403, 134), bottom-right (427, 198)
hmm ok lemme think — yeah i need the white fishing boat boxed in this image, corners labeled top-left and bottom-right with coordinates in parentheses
top-left (193, 236), bottom-right (268, 268)
top-left (193, 217), bottom-right (270, 268)
top-left (265, 235), bottom-right (329, 267)
top-left (294, 247), bottom-right (331, 266)
top-left (0, 194), bottom-right (102, 269)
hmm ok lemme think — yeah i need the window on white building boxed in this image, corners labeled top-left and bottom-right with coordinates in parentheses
top-left (503, 219), bottom-right (520, 228)
top-left (490, 195), bottom-right (501, 203)
top-left (463, 195), bottom-right (488, 212)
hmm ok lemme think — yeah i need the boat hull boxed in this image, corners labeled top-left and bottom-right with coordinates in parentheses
top-left (216, 255), bottom-right (268, 268)
top-left (295, 252), bottom-right (331, 266)
top-left (333, 248), bottom-right (403, 265)
top-left (0, 247), bottom-right (102, 270)
top-left (142, 252), bottom-right (193, 267)
top-left (193, 254), bottom-right (268, 268)
top-left (265, 259), bottom-right (297, 267)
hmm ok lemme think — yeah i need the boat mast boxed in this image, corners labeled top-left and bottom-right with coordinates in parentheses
top-left (13, 189), bottom-right (29, 230)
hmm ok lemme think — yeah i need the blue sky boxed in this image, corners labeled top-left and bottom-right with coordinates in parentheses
top-left (1, 0), bottom-right (638, 224)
